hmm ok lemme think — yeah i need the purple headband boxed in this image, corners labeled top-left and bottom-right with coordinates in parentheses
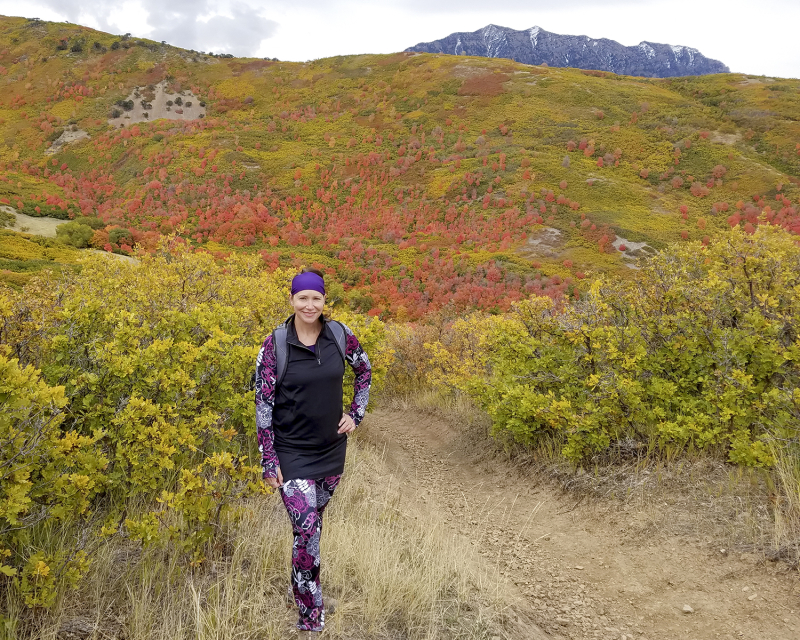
top-left (291, 272), bottom-right (325, 296)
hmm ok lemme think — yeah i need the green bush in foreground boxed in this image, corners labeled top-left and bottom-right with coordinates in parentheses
top-left (427, 226), bottom-right (800, 466)
top-left (0, 239), bottom-right (390, 609)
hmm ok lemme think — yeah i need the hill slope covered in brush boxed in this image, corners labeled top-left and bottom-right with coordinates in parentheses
top-left (1, 16), bottom-right (799, 318)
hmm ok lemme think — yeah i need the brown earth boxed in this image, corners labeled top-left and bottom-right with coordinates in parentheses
top-left (359, 409), bottom-right (800, 640)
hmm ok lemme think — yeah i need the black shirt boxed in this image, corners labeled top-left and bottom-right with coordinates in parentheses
top-left (272, 317), bottom-right (348, 480)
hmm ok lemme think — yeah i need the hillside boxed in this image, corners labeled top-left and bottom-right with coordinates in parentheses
top-left (406, 24), bottom-right (730, 78)
top-left (1, 16), bottom-right (799, 318)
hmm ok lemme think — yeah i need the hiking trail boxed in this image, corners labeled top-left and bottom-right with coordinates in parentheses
top-left (360, 408), bottom-right (800, 640)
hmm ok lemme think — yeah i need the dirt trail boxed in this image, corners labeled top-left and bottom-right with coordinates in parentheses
top-left (360, 409), bottom-right (800, 640)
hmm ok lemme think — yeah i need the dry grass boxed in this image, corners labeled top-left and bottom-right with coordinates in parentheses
top-left (769, 443), bottom-right (800, 565)
top-left (4, 440), bottom-right (510, 640)
top-left (380, 389), bottom-right (491, 434)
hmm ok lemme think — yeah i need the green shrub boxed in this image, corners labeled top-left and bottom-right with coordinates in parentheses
top-left (55, 221), bottom-right (94, 248)
top-left (74, 217), bottom-right (106, 230)
top-left (0, 208), bottom-right (13, 228)
top-left (107, 227), bottom-right (132, 246)
top-left (0, 240), bottom-right (391, 607)
top-left (426, 226), bottom-right (800, 466)
top-left (0, 351), bottom-right (99, 606)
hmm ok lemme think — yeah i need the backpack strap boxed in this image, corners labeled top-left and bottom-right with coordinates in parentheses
top-left (327, 320), bottom-right (347, 363)
top-left (272, 322), bottom-right (289, 389)
top-left (272, 318), bottom-right (346, 389)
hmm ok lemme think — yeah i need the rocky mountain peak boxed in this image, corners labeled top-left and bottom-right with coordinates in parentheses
top-left (406, 25), bottom-right (729, 77)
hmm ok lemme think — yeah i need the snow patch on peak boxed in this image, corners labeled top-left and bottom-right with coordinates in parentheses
top-left (529, 26), bottom-right (540, 48)
top-left (672, 44), bottom-right (696, 64)
top-left (482, 24), bottom-right (507, 58)
top-left (638, 42), bottom-right (655, 59)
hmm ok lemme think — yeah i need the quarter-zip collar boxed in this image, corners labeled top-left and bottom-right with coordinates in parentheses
top-left (285, 313), bottom-right (327, 365)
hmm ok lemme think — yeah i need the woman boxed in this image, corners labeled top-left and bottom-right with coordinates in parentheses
top-left (254, 269), bottom-right (372, 637)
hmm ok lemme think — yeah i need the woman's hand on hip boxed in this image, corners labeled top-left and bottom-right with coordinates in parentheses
top-left (265, 466), bottom-right (283, 490)
top-left (338, 413), bottom-right (356, 434)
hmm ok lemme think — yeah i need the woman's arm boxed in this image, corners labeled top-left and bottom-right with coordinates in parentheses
top-left (255, 334), bottom-right (280, 479)
top-left (342, 323), bottom-right (372, 426)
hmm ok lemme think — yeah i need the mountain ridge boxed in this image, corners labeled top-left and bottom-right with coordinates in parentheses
top-left (406, 24), bottom-right (730, 78)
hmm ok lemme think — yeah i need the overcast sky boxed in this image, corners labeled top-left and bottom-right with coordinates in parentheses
top-left (0, 0), bottom-right (798, 78)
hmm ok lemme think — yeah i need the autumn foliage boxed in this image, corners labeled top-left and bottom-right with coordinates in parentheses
top-left (0, 240), bottom-right (390, 606)
top-left (1, 15), bottom-right (800, 313)
top-left (420, 227), bottom-right (800, 466)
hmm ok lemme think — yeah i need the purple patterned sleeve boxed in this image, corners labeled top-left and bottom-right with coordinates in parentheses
top-left (341, 323), bottom-right (372, 426)
top-left (255, 334), bottom-right (280, 479)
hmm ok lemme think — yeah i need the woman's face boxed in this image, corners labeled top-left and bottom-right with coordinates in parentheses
top-left (291, 289), bottom-right (325, 326)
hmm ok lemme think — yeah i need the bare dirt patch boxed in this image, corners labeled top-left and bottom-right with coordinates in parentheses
top-left (612, 236), bottom-right (655, 256)
top-left (612, 235), bottom-right (655, 269)
top-left (85, 249), bottom-right (138, 264)
top-left (518, 226), bottom-right (565, 259)
top-left (45, 128), bottom-right (90, 155)
top-left (711, 131), bottom-right (742, 145)
top-left (0, 207), bottom-right (65, 237)
top-left (361, 408), bottom-right (800, 640)
top-left (108, 81), bottom-right (206, 128)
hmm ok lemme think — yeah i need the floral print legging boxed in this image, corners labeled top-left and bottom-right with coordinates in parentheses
top-left (280, 475), bottom-right (342, 631)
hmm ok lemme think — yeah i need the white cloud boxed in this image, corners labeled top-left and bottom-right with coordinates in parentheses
top-left (0, 0), bottom-right (278, 55)
top-left (138, 1), bottom-right (278, 56)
